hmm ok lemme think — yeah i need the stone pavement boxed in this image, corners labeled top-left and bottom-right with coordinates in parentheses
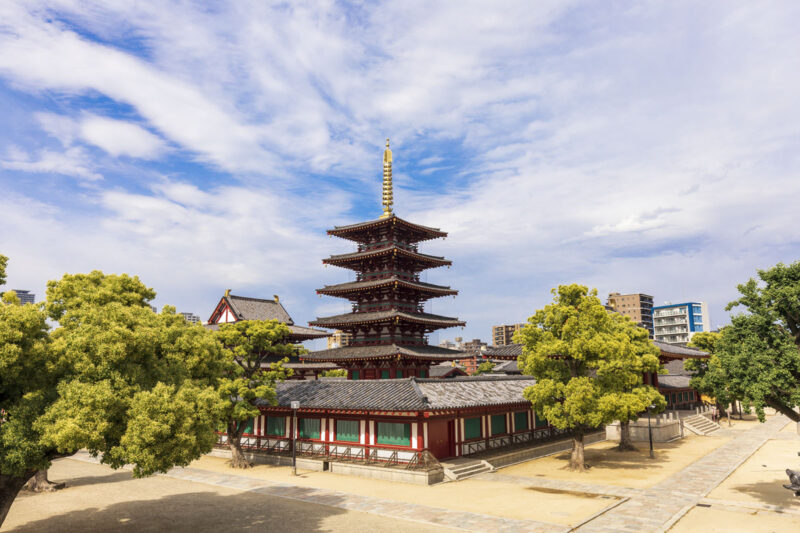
top-left (72, 451), bottom-right (567, 533)
top-left (71, 416), bottom-right (790, 533)
top-left (574, 414), bottom-right (789, 532)
top-left (474, 472), bottom-right (643, 499)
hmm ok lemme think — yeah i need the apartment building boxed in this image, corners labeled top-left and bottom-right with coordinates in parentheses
top-left (327, 330), bottom-right (353, 349)
top-left (492, 324), bottom-right (524, 346)
top-left (652, 302), bottom-right (710, 345)
top-left (606, 292), bottom-right (654, 337)
top-left (180, 312), bottom-right (201, 324)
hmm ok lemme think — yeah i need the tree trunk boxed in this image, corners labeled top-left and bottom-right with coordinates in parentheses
top-left (617, 421), bottom-right (637, 451)
top-left (766, 400), bottom-right (800, 422)
top-left (569, 431), bottom-right (586, 472)
top-left (0, 471), bottom-right (35, 528)
top-left (227, 421), bottom-right (251, 469)
top-left (727, 406), bottom-right (732, 427)
top-left (23, 469), bottom-right (64, 493)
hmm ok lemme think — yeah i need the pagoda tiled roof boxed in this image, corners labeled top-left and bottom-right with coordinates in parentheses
top-left (302, 343), bottom-right (466, 362)
top-left (483, 343), bottom-right (523, 359)
top-left (658, 375), bottom-right (693, 390)
top-left (309, 310), bottom-right (464, 328)
top-left (327, 215), bottom-right (447, 243)
top-left (259, 375), bottom-right (537, 411)
top-left (654, 341), bottom-right (708, 359)
top-left (317, 276), bottom-right (456, 297)
top-left (323, 245), bottom-right (451, 268)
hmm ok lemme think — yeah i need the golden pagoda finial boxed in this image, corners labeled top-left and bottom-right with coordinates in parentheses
top-left (380, 138), bottom-right (393, 218)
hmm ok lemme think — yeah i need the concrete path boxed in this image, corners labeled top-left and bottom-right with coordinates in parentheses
top-left (574, 414), bottom-right (789, 532)
top-left (72, 451), bottom-right (567, 533)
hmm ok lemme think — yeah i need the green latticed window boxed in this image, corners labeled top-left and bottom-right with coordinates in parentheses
top-left (514, 411), bottom-right (528, 431)
top-left (534, 412), bottom-right (547, 427)
top-left (376, 422), bottom-right (410, 446)
top-left (464, 417), bottom-right (481, 440)
top-left (419, 369), bottom-right (427, 378)
top-left (336, 419), bottom-right (360, 442)
top-left (381, 369), bottom-right (390, 379)
top-left (242, 418), bottom-right (254, 434)
top-left (299, 418), bottom-right (320, 439)
top-left (265, 416), bottom-right (285, 437)
top-left (491, 414), bottom-right (507, 435)
top-left (351, 370), bottom-right (360, 380)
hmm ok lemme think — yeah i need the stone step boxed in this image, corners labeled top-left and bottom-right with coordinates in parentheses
top-left (683, 414), bottom-right (721, 435)
top-left (442, 460), bottom-right (493, 481)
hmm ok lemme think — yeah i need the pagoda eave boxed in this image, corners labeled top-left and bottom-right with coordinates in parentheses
top-left (327, 215), bottom-right (447, 243)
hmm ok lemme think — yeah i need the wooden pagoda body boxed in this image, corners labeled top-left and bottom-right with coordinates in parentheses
top-left (304, 215), bottom-right (466, 378)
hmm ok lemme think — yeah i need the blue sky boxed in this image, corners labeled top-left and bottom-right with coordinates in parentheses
top-left (1, 1), bottom-right (799, 348)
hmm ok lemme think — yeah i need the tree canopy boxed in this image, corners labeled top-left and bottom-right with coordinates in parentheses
top-left (215, 319), bottom-right (294, 468)
top-left (0, 268), bottom-right (229, 525)
top-left (517, 284), bottom-right (664, 470)
top-left (685, 331), bottom-right (735, 414)
top-left (0, 254), bottom-right (7, 286)
top-left (716, 261), bottom-right (800, 422)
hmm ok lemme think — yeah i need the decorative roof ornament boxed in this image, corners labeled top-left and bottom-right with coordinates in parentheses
top-left (380, 138), bottom-right (393, 218)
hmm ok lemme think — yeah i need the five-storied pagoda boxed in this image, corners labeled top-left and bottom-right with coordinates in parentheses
top-left (302, 140), bottom-right (466, 379)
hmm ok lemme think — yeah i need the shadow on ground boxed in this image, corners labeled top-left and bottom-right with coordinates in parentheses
top-left (4, 489), bottom-right (348, 533)
top-left (725, 479), bottom-right (800, 508)
top-left (548, 441), bottom-right (691, 472)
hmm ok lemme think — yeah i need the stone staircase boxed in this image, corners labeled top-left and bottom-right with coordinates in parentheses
top-left (683, 414), bottom-right (721, 435)
top-left (440, 458), bottom-right (493, 481)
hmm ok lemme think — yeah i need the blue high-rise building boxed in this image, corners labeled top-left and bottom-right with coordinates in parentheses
top-left (652, 301), bottom-right (710, 345)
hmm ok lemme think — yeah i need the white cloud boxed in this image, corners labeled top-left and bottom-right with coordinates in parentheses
top-left (1, 145), bottom-right (102, 181)
top-left (78, 115), bottom-right (166, 159)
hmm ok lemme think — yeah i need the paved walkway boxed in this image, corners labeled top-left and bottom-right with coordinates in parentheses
top-left (71, 416), bottom-right (790, 532)
top-left (72, 451), bottom-right (567, 533)
top-left (574, 415), bottom-right (789, 532)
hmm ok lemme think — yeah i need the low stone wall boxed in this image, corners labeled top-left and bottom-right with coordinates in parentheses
top-left (329, 462), bottom-right (444, 485)
top-left (605, 420), bottom-right (682, 443)
top-left (207, 448), bottom-right (325, 471)
top-left (485, 431), bottom-right (606, 469)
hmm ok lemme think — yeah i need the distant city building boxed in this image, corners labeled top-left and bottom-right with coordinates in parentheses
top-left (492, 324), bottom-right (524, 346)
top-left (180, 312), bottom-right (201, 324)
top-left (606, 292), bottom-right (654, 337)
top-left (653, 302), bottom-right (710, 345)
top-left (11, 290), bottom-right (35, 305)
top-left (150, 305), bottom-right (158, 313)
top-left (327, 330), bottom-right (353, 349)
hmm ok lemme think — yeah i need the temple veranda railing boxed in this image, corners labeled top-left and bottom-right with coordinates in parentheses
top-left (215, 433), bottom-right (439, 471)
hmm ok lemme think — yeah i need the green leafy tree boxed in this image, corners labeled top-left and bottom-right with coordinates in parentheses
top-left (321, 369), bottom-right (347, 377)
top-left (0, 254), bottom-right (7, 286)
top-left (474, 361), bottom-right (496, 375)
top-left (685, 332), bottom-right (735, 425)
top-left (599, 314), bottom-right (665, 451)
top-left (0, 270), bottom-right (227, 526)
top-left (216, 320), bottom-right (294, 468)
top-left (516, 284), bottom-right (664, 471)
top-left (717, 261), bottom-right (800, 422)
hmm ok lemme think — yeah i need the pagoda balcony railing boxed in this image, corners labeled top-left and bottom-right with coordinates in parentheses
top-left (356, 272), bottom-right (420, 282)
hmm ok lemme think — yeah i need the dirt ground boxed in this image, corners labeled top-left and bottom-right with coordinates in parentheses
top-left (670, 506), bottom-right (800, 533)
top-left (715, 414), bottom-right (769, 432)
top-left (706, 439), bottom-right (800, 509)
top-left (189, 455), bottom-right (613, 526)
top-left (498, 434), bottom-right (731, 488)
top-left (0, 459), bottom-right (452, 533)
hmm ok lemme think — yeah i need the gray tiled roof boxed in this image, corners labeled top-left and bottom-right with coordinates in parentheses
top-left (226, 295), bottom-right (293, 323)
top-left (310, 310), bottom-right (464, 327)
top-left (663, 358), bottom-right (693, 377)
top-left (658, 375), bottom-right (693, 389)
top-left (318, 277), bottom-right (456, 296)
top-left (654, 341), bottom-right (709, 358)
top-left (328, 215), bottom-right (447, 242)
top-left (323, 246), bottom-right (451, 266)
top-left (488, 360), bottom-right (522, 374)
top-left (428, 363), bottom-right (468, 378)
top-left (260, 375), bottom-right (536, 411)
top-left (483, 344), bottom-right (523, 358)
top-left (303, 343), bottom-right (465, 362)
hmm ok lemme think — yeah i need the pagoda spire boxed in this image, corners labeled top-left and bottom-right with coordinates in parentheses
top-left (381, 138), bottom-right (393, 218)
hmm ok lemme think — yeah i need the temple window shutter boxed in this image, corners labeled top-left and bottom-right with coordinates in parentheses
top-left (464, 417), bottom-right (481, 439)
top-left (491, 414), bottom-right (507, 435)
top-left (299, 418), bottom-right (321, 439)
top-left (336, 419), bottom-right (360, 442)
top-left (266, 416), bottom-right (285, 437)
top-left (514, 411), bottom-right (528, 431)
top-left (376, 422), bottom-right (411, 446)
